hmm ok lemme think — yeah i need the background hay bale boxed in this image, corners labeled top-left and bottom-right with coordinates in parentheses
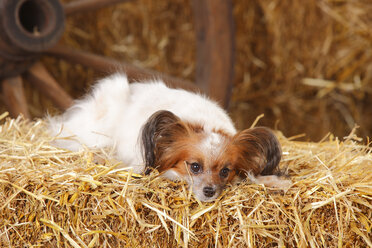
top-left (0, 116), bottom-right (371, 247)
top-left (231, 0), bottom-right (372, 140)
top-left (1, 0), bottom-right (372, 140)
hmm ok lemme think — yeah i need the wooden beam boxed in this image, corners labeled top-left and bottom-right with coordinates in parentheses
top-left (24, 62), bottom-right (74, 110)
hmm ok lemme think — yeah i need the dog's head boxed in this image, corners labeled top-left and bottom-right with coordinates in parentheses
top-left (140, 110), bottom-right (281, 202)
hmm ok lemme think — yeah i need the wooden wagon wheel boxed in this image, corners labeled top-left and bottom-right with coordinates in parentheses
top-left (0, 0), bottom-right (234, 118)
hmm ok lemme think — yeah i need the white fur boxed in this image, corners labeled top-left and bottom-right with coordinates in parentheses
top-left (48, 74), bottom-right (236, 174)
top-left (199, 132), bottom-right (225, 161)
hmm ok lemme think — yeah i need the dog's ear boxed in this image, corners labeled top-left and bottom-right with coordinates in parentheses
top-left (140, 110), bottom-right (188, 173)
top-left (232, 127), bottom-right (282, 176)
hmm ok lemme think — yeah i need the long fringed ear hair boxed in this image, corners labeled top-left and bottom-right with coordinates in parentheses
top-left (140, 110), bottom-right (189, 174)
top-left (233, 127), bottom-right (282, 177)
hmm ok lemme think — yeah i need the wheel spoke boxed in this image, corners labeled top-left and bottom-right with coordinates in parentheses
top-left (1, 76), bottom-right (31, 118)
top-left (24, 62), bottom-right (74, 110)
top-left (192, 0), bottom-right (234, 108)
top-left (46, 44), bottom-right (199, 92)
top-left (64, 0), bottom-right (133, 15)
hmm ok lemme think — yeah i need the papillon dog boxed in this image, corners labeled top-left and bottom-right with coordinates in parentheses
top-left (48, 74), bottom-right (290, 202)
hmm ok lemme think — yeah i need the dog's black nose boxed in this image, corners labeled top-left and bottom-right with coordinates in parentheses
top-left (203, 186), bottom-right (216, 198)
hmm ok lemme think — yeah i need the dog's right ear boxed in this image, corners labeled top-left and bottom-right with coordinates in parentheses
top-left (140, 110), bottom-right (187, 173)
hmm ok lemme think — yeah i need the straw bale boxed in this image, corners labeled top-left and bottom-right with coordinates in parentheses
top-left (0, 114), bottom-right (371, 247)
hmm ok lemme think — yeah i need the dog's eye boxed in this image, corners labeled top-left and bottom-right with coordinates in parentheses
top-left (219, 167), bottom-right (230, 178)
top-left (190, 162), bottom-right (202, 174)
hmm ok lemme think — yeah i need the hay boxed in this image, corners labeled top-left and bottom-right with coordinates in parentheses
top-left (0, 114), bottom-right (371, 247)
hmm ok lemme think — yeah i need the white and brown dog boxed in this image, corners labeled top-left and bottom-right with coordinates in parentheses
top-left (48, 74), bottom-right (290, 201)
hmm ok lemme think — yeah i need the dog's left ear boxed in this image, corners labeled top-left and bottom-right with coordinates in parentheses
top-left (140, 110), bottom-right (188, 173)
top-left (232, 127), bottom-right (282, 176)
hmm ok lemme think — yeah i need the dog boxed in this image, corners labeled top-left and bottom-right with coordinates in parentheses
top-left (48, 74), bottom-right (290, 202)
